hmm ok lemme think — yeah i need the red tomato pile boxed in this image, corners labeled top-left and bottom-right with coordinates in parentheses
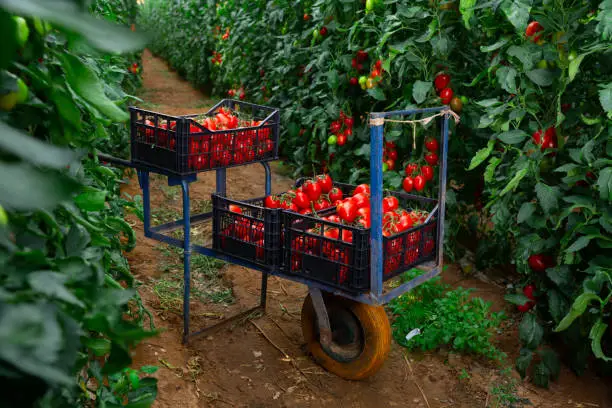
top-left (211, 51), bottom-right (223, 65)
top-left (402, 137), bottom-right (439, 193)
top-left (264, 174), bottom-right (337, 214)
top-left (326, 111), bottom-right (354, 147)
top-left (140, 106), bottom-right (274, 170)
top-left (219, 204), bottom-right (266, 260)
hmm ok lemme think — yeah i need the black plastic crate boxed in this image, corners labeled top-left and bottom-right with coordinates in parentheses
top-left (130, 99), bottom-right (280, 176)
top-left (283, 183), bottom-right (438, 293)
top-left (212, 194), bottom-right (282, 268)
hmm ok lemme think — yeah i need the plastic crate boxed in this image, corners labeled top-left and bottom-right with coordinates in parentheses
top-left (283, 183), bottom-right (438, 293)
top-left (212, 194), bottom-right (282, 268)
top-left (130, 100), bottom-right (280, 176)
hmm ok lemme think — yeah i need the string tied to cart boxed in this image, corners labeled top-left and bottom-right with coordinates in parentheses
top-left (369, 107), bottom-right (460, 149)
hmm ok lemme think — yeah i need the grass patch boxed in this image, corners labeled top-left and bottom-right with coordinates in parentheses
top-left (389, 269), bottom-right (506, 361)
top-left (488, 368), bottom-right (530, 407)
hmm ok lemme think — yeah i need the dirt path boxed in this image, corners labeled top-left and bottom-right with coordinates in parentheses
top-left (123, 50), bottom-right (611, 408)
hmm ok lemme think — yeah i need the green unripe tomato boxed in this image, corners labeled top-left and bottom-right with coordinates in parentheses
top-left (327, 135), bottom-right (337, 145)
top-left (382, 162), bottom-right (388, 172)
top-left (536, 60), bottom-right (548, 69)
top-left (14, 16), bottom-right (29, 48)
top-left (0, 205), bottom-right (7, 226)
top-left (366, 0), bottom-right (375, 12)
top-left (568, 50), bottom-right (578, 61)
top-left (460, 95), bottom-right (468, 104)
top-left (358, 76), bottom-right (367, 86)
top-left (16, 78), bottom-right (28, 104)
top-left (312, 29), bottom-right (320, 40)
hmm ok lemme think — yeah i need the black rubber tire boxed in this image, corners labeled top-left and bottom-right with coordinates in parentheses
top-left (301, 293), bottom-right (391, 380)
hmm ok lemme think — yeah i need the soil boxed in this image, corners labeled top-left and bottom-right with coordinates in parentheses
top-left (122, 50), bottom-right (612, 408)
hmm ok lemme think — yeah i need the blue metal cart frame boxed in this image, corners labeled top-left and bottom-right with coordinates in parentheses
top-left (105, 105), bottom-right (451, 347)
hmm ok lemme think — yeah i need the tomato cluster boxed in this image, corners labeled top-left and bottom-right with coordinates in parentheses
top-left (525, 21), bottom-right (544, 44)
top-left (357, 59), bottom-right (383, 90)
top-left (326, 111), bottom-right (354, 147)
top-left (128, 62), bottom-right (139, 74)
top-left (402, 137), bottom-right (438, 193)
top-left (517, 284), bottom-right (537, 312)
top-left (433, 72), bottom-right (464, 113)
top-left (227, 86), bottom-right (246, 100)
top-left (382, 141), bottom-right (398, 171)
top-left (211, 51), bottom-right (223, 65)
top-left (531, 127), bottom-right (558, 153)
top-left (221, 27), bottom-right (230, 40)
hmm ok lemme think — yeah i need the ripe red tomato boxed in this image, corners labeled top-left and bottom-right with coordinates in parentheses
top-left (337, 200), bottom-right (358, 223)
top-left (424, 152), bottom-right (438, 165)
top-left (264, 195), bottom-right (280, 208)
top-left (528, 254), bottom-right (554, 272)
top-left (303, 180), bottom-right (322, 201)
top-left (370, 68), bottom-right (381, 78)
top-left (387, 149), bottom-right (398, 161)
top-left (405, 163), bottom-right (418, 176)
top-left (316, 174), bottom-right (333, 193)
top-left (324, 227), bottom-right (340, 240)
top-left (421, 165), bottom-right (434, 181)
top-left (517, 302), bottom-right (535, 312)
top-left (255, 239), bottom-right (265, 259)
top-left (402, 176), bottom-right (414, 193)
top-left (398, 214), bottom-right (413, 231)
top-left (375, 59), bottom-right (382, 70)
top-left (414, 175), bottom-right (426, 191)
top-left (525, 21), bottom-right (543, 38)
top-left (337, 134), bottom-right (347, 146)
top-left (342, 229), bottom-right (353, 243)
top-left (352, 192), bottom-right (370, 209)
top-left (425, 138), bottom-right (439, 152)
top-left (440, 88), bottom-right (453, 104)
top-left (356, 50), bottom-right (368, 62)
top-left (353, 184), bottom-right (370, 196)
top-left (293, 191), bottom-right (311, 209)
top-left (349, 77), bottom-right (358, 86)
top-left (434, 73), bottom-right (451, 92)
top-left (343, 127), bottom-right (352, 137)
top-left (303, 13), bottom-right (310, 21)
top-left (523, 284), bottom-right (536, 301)
top-left (344, 117), bottom-right (354, 129)
top-left (382, 196), bottom-right (399, 212)
top-left (329, 121), bottom-right (341, 133)
top-left (328, 186), bottom-right (343, 202)
top-left (357, 207), bottom-right (371, 224)
top-left (320, 26), bottom-right (328, 36)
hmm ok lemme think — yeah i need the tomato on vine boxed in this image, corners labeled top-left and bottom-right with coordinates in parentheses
top-left (440, 88), bottom-right (453, 104)
top-left (434, 73), bottom-right (450, 92)
top-left (414, 175), bottom-right (426, 191)
top-left (402, 176), bottom-right (414, 193)
top-left (424, 152), bottom-right (438, 165)
top-left (425, 138), bottom-right (439, 152)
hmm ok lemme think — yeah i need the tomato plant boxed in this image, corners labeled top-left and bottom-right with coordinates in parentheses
top-left (0, 0), bottom-right (157, 406)
top-left (141, 0), bottom-right (612, 388)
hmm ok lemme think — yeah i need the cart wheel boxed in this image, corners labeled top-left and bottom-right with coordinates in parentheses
top-left (301, 293), bottom-right (391, 380)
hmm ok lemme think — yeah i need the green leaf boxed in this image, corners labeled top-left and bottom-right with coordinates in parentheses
top-left (599, 82), bottom-right (612, 113)
top-left (497, 129), bottom-right (528, 144)
top-left (1, 0), bottom-right (147, 53)
top-left (0, 163), bottom-right (80, 210)
top-left (533, 361), bottom-right (550, 388)
top-left (412, 80), bottom-right (431, 104)
top-left (84, 337), bottom-right (111, 357)
top-left (507, 45), bottom-right (535, 70)
top-left (590, 319), bottom-right (612, 362)
top-left (535, 182), bottom-right (561, 214)
top-left (546, 266), bottom-right (572, 288)
top-left (61, 53), bottom-right (129, 122)
top-left (501, 0), bottom-right (532, 32)
top-left (74, 190), bottom-right (107, 212)
top-left (355, 143), bottom-right (370, 157)
top-left (467, 139), bottom-right (495, 170)
top-left (495, 66), bottom-right (518, 94)
top-left (526, 69), bottom-right (554, 87)
top-left (500, 167), bottom-right (528, 196)
top-left (517, 202), bottom-right (536, 223)
top-left (367, 87), bottom-right (386, 101)
top-left (505, 293), bottom-right (531, 305)
top-left (484, 157), bottom-right (502, 183)
top-left (566, 236), bottom-right (592, 253)
top-left (50, 87), bottom-right (83, 131)
top-left (476, 98), bottom-right (501, 108)
top-left (480, 37), bottom-right (511, 52)
top-left (0, 122), bottom-right (78, 169)
top-left (27, 271), bottom-right (85, 307)
top-left (516, 348), bottom-right (533, 378)
top-left (326, 69), bottom-right (339, 91)
top-left (139, 365), bottom-right (159, 374)
top-left (538, 349), bottom-right (561, 380)
top-left (459, 0), bottom-right (477, 28)
top-left (519, 313), bottom-right (543, 349)
top-left (548, 290), bottom-right (569, 324)
top-left (568, 54), bottom-right (587, 83)
top-left (554, 293), bottom-right (602, 332)
top-left (597, 167), bottom-right (612, 201)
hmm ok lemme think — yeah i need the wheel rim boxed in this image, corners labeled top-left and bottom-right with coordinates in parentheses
top-left (318, 307), bottom-right (364, 363)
